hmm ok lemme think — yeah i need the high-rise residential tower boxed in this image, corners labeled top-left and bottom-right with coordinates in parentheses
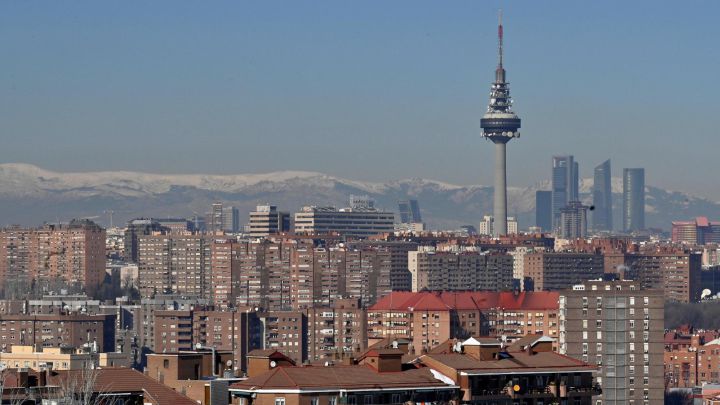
top-left (551, 155), bottom-right (579, 229)
top-left (593, 159), bottom-right (613, 232)
top-left (480, 12), bottom-right (522, 237)
top-left (623, 168), bottom-right (645, 232)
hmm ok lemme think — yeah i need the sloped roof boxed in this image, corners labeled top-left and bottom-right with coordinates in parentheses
top-left (506, 334), bottom-right (555, 352)
top-left (48, 368), bottom-right (198, 405)
top-left (229, 365), bottom-right (456, 392)
top-left (370, 291), bottom-right (559, 311)
top-left (423, 351), bottom-right (595, 375)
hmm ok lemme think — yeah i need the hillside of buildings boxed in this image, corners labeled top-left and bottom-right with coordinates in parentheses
top-left (1, 163), bottom-right (719, 230)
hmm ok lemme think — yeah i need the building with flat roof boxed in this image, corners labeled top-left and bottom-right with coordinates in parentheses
top-left (247, 205), bottom-right (290, 237)
top-left (560, 279), bottom-right (664, 405)
top-left (623, 168), bottom-right (645, 232)
top-left (293, 206), bottom-right (395, 238)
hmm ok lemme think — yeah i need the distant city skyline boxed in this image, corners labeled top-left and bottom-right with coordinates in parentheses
top-left (1, 1), bottom-right (719, 198)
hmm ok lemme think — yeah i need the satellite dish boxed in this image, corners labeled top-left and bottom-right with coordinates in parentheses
top-left (270, 360), bottom-right (277, 368)
top-left (702, 289), bottom-right (712, 299)
top-left (195, 343), bottom-right (203, 350)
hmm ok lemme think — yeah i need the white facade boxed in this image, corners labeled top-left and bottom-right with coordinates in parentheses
top-left (293, 206), bottom-right (395, 238)
top-left (479, 216), bottom-right (518, 236)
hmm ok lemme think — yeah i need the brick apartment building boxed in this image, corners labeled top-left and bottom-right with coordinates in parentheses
top-left (0, 313), bottom-right (115, 353)
top-left (523, 252), bottom-right (604, 291)
top-left (367, 291), bottom-right (559, 355)
top-left (235, 237), bottom-right (398, 310)
top-left (0, 220), bottom-right (106, 297)
top-left (624, 249), bottom-right (702, 303)
top-left (408, 248), bottom-right (513, 292)
top-left (137, 233), bottom-right (212, 299)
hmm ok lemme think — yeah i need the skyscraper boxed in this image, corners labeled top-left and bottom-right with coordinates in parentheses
top-left (398, 200), bottom-right (422, 224)
top-left (593, 159), bottom-right (612, 232)
top-left (535, 190), bottom-right (552, 232)
top-left (480, 12), bottom-right (522, 237)
top-left (551, 155), bottom-right (579, 229)
top-left (623, 168), bottom-right (645, 232)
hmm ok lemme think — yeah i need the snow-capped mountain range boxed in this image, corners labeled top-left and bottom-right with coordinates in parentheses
top-left (0, 163), bottom-right (717, 231)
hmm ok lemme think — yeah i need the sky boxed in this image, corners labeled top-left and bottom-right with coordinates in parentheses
top-left (1, 1), bottom-right (719, 197)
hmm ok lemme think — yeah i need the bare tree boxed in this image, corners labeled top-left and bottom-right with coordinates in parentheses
top-left (58, 368), bottom-right (116, 405)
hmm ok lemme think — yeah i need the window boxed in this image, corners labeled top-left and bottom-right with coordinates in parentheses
top-left (311, 398), bottom-right (319, 405)
top-left (364, 395), bottom-right (373, 405)
top-left (328, 397), bottom-right (337, 405)
top-left (275, 398), bottom-right (286, 405)
top-left (163, 359), bottom-right (169, 368)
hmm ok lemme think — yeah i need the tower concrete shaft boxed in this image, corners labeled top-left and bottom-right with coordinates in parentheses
top-left (480, 11), bottom-right (521, 237)
top-left (494, 142), bottom-right (508, 235)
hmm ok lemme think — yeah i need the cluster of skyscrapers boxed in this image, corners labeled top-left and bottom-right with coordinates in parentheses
top-left (535, 157), bottom-right (646, 237)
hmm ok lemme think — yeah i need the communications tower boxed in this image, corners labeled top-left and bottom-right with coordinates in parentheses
top-left (480, 11), bottom-right (522, 236)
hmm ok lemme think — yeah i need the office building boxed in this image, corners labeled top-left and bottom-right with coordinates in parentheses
top-left (210, 202), bottom-right (224, 232)
top-left (408, 249), bottom-right (513, 292)
top-left (623, 168), bottom-right (645, 232)
top-left (559, 200), bottom-right (589, 239)
top-left (535, 190), bottom-right (553, 232)
top-left (397, 199), bottom-right (422, 223)
top-left (593, 159), bottom-right (613, 232)
top-left (560, 279), bottom-right (664, 404)
top-left (293, 206), bottom-right (395, 238)
top-left (223, 206), bottom-right (240, 233)
top-left (552, 155), bottom-right (579, 229)
top-left (479, 14), bottom-right (522, 236)
top-left (247, 204), bottom-right (291, 238)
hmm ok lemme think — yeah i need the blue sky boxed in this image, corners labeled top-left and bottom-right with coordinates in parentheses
top-left (1, 1), bottom-right (718, 197)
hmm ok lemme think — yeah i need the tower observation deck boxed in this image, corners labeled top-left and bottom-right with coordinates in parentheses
top-left (480, 11), bottom-right (522, 236)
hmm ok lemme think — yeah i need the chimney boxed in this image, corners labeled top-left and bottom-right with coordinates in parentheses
top-left (361, 349), bottom-right (403, 373)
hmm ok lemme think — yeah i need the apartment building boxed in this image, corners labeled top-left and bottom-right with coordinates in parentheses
top-left (408, 248), bottom-right (513, 292)
top-left (559, 279), bottom-right (664, 405)
top-left (0, 220), bottom-right (106, 297)
top-left (0, 313), bottom-right (115, 353)
top-left (368, 291), bottom-right (559, 355)
top-left (305, 298), bottom-right (367, 362)
top-left (624, 250), bottom-right (702, 303)
top-left (137, 233), bottom-right (212, 299)
top-left (523, 252), bottom-right (604, 291)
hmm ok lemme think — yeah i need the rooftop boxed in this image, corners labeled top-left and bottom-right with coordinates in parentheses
top-left (370, 291), bottom-right (559, 311)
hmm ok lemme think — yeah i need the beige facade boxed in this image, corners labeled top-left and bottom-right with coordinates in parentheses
top-left (0, 345), bottom-right (128, 370)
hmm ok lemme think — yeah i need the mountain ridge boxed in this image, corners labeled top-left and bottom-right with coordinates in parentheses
top-left (0, 163), bottom-right (717, 231)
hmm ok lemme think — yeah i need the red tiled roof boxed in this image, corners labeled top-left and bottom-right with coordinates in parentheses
top-left (229, 365), bottom-right (456, 392)
top-left (48, 368), bottom-right (198, 405)
top-left (370, 291), bottom-right (559, 311)
top-left (423, 351), bottom-right (595, 375)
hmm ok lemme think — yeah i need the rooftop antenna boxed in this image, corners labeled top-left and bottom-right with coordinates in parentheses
top-left (497, 9), bottom-right (504, 68)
